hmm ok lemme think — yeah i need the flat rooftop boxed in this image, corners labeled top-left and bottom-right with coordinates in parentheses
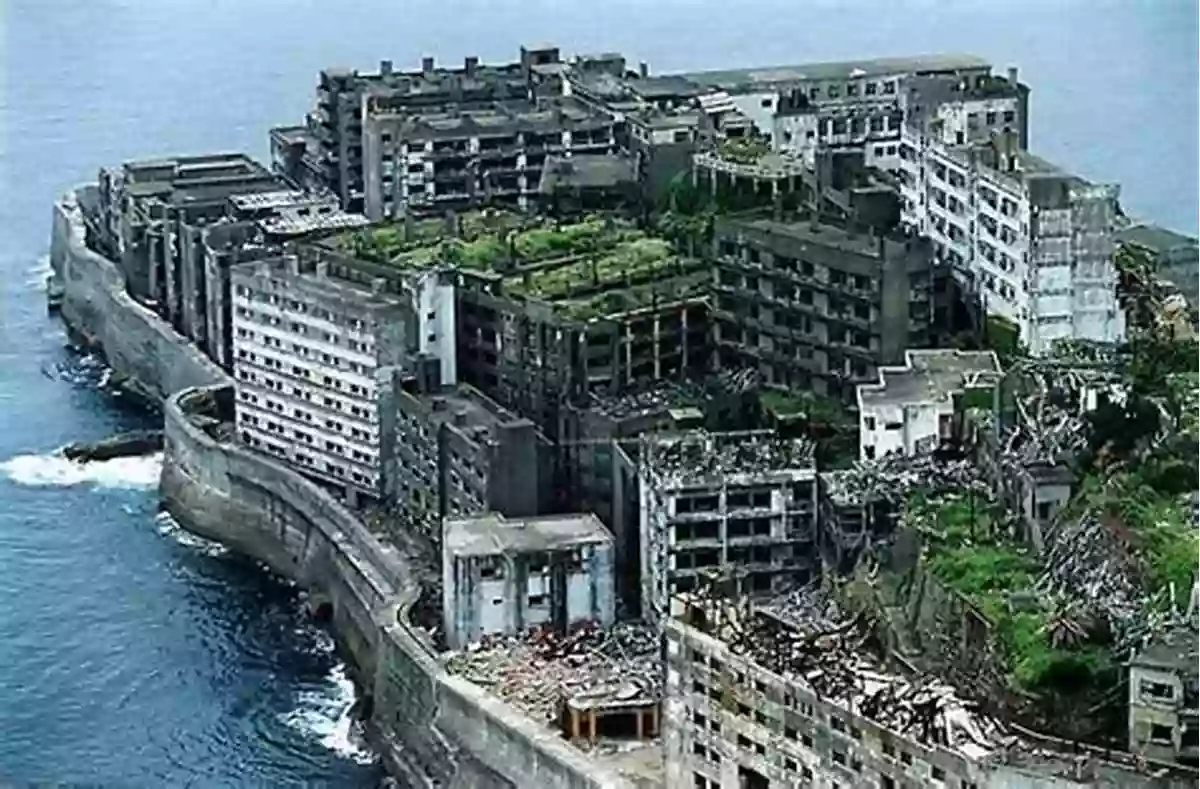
top-left (229, 189), bottom-right (319, 212)
top-left (676, 53), bottom-right (991, 91)
top-left (641, 430), bottom-right (816, 490)
top-left (258, 209), bottom-right (369, 238)
top-left (444, 512), bottom-right (613, 557)
top-left (415, 384), bottom-right (524, 439)
top-left (858, 349), bottom-right (1001, 408)
top-left (719, 215), bottom-right (885, 259)
top-left (367, 97), bottom-right (610, 134)
top-left (538, 153), bottom-right (636, 193)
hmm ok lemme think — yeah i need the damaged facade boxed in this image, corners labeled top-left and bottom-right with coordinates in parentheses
top-left (856, 349), bottom-right (1001, 461)
top-left (441, 512), bottom-right (615, 649)
top-left (637, 431), bottom-right (818, 624)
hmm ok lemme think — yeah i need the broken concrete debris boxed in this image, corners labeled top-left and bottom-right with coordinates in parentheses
top-left (443, 622), bottom-right (661, 726)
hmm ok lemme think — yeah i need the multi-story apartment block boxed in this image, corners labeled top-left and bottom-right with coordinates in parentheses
top-left (855, 349), bottom-right (1001, 461)
top-left (390, 381), bottom-right (546, 520)
top-left (301, 212), bottom-right (712, 446)
top-left (276, 46), bottom-right (563, 212)
top-left (441, 511), bottom-right (615, 649)
top-left (902, 69), bottom-right (1029, 151)
top-left (95, 153), bottom-right (280, 306)
top-left (637, 431), bottom-right (818, 624)
top-left (710, 212), bottom-right (946, 403)
top-left (678, 54), bottom-right (993, 144)
top-left (360, 96), bottom-right (619, 220)
top-left (230, 254), bottom-right (407, 501)
top-left (899, 130), bottom-right (1125, 354)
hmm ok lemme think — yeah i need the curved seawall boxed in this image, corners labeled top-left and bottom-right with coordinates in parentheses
top-left (51, 188), bottom-right (638, 789)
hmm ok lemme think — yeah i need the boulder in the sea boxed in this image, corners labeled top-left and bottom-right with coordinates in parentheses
top-left (62, 429), bottom-right (163, 462)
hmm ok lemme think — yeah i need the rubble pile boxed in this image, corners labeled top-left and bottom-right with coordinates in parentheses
top-left (592, 368), bottom-right (761, 419)
top-left (443, 622), bottom-right (661, 724)
top-left (823, 452), bottom-right (988, 506)
top-left (692, 585), bottom-right (1006, 757)
top-left (1039, 512), bottom-right (1140, 626)
top-left (646, 430), bottom-right (816, 484)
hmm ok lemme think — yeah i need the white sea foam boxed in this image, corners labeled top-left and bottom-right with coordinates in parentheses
top-left (26, 255), bottom-right (51, 289)
top-left (0, 451), bottom-right (163, 489)
top-left (280, 663), bottom-right (376, 765)
top-left (154, 510), bottom-right (228, 557)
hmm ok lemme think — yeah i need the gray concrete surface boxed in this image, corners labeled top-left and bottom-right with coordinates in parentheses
top-left (51, 186), bottom-right (642, 789)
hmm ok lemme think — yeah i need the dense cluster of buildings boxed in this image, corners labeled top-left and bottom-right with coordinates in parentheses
top-left (79, 43), bottom-right (1199, 788)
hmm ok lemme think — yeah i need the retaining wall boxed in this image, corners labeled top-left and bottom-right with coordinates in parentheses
top-left (49, 187), bottom-right (225, 401)
top-left (52, 186), bottom-right (638, 789)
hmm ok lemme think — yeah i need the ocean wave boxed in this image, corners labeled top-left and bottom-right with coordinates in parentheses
top-left (155, 510), bottom-right (228, 557)
top-left (0, 451), bottom-right (163, 489)
top-left (26, 255), bottom-right (51, 289)
top-left (279, 663), bottom-right (376, 765)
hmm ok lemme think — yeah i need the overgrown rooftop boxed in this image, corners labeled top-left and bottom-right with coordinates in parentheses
top-left (333, 213), bottom-right (710, 322)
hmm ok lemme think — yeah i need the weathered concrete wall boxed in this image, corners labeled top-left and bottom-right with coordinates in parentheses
top-left (163, 385), bottom-right (638, 789)
top-left (52, 185), bottom-right (640, 788)
top-left (50, 187), bottom-right (226, 402)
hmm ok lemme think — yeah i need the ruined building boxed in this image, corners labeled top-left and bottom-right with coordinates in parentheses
top-left (855, 349), bottom-right (1001, 461)
top-left (709, 211), bottom-right (951, 404)
top-left (664, 585), bottom-right (1194, 789)
top-left (441, 511), bottom-right (615, 649)
top-left (637, 430), bottom-right (818, 624)
top-left (899, 128), bottom-right (1125, 354)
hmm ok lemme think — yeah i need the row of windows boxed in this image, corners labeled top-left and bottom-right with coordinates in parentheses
top-left (235, 345), bottom-right (376, 403)
top-left (236, 306), bottom-right (376, 357)
top-left (240, 426), bottom-right (379, 488)
top-left (234, 286), bottom-right (369, 333)
top-left (235, 369), bottom-right (376, 423)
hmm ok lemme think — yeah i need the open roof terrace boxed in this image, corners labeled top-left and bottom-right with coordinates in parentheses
top-left (329, 213), bottom-right (711, 323)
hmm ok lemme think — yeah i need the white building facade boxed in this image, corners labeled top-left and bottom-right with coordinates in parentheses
top-left (898, 130), bottom-right (1124, 355)
top-left (856, 349), bottom-right (1002, 461)
top-left (230, 255), bottom-right (407, 499)
top-left (441, 512), bottom-right (616, 649)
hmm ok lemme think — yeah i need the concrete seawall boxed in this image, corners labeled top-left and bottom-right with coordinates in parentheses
top-left (49, 187), bottom-right (225, 402)
top-left (51, 187), bottom-right (639, 789)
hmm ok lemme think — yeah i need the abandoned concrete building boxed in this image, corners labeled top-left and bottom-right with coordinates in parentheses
top-left (361, 95), bottom-right (619, 220)
top-left (1128, 626), bottom-right (1200, 766)
top-left (230, 254), bottom-right (408, 500)
top-left (274, 46), bottom-right (560, 212)
top-left (898, 128), bottom-right (1125, 354)
top-left (389, 381), bottom-right (546, 520)
top-left (440, 511), bottom-right (615, 649)
top-left (663, 586), bottom-right (1195, 789)
top-left (709, 212), bottom-right (949, 403)
top-left (637, 430), bottom-right (818, 624)
top-left (94, 154), bottom-right (279, 307)
top-left (855, 349), bottom-right (1001, 461)
top-left (89, 157), bottom-right (366, 368)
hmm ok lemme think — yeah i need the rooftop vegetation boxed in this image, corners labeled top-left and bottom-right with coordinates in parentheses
top-left (909, 492), bottom-right (1116, 695)
top-left (555, 270), bottom-right (710, 322)
top-left (717, 136), bottom-right (772, 165)
top-left (759, 389), bottom-right (857, 469)
top-left (503, 236), bottom-right (683, 301)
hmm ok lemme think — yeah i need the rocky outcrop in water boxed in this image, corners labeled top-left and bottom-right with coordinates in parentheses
top-left (63, 429), bottom-right (163, 462)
